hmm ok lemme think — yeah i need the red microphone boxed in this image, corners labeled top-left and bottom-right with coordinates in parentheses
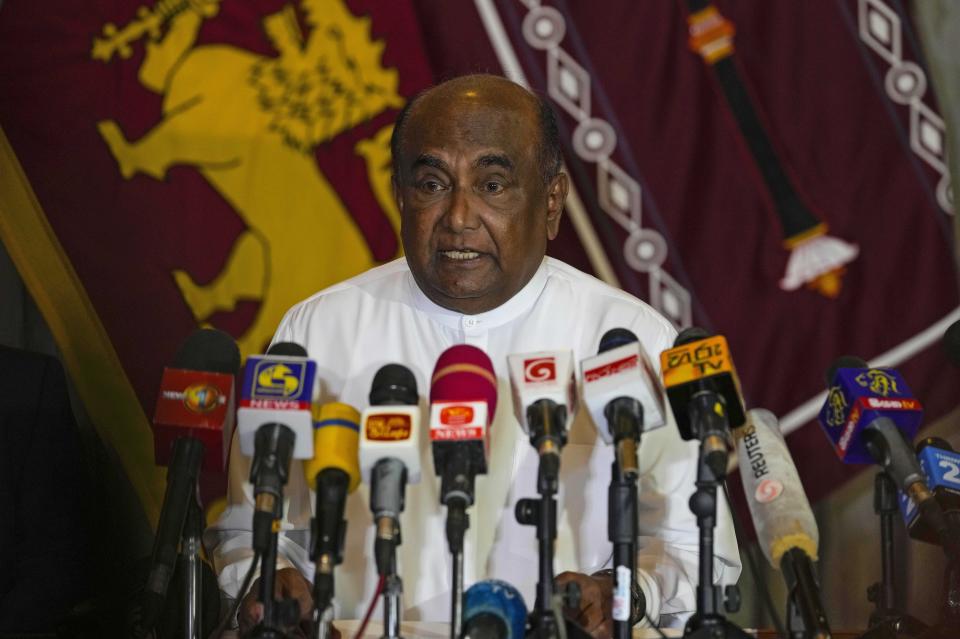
top-left (430, 344), bottom-right (498, 479)
top-left (429, 344), bottom-right (498, 636)
top-left (140, 328), bottom-right (240, 632)
top-left (152, 328), bottom-right (239, 473)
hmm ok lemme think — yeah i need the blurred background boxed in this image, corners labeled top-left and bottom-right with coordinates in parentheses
top-left (1, 0), bottom-right (958, 635)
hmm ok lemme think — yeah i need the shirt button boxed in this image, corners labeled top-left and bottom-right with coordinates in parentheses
top-left (464, 317), bottom-right (477, 327)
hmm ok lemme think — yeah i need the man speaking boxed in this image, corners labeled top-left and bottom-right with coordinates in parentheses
top-left (205, 74), bottom-right (740, 637)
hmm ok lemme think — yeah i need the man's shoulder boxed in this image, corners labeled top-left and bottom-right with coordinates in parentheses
top-left (276, 259), bottom-right (410, 335)
top-left (291, 258), bottom-right (409, 311)
top-left (542, 257), bottom-right (676, 335)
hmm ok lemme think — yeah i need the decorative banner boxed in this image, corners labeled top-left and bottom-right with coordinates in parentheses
top-left (1, 0), bottom-right (958, 525)
top-left (405, 0), bottom-right (960, 501)
top-left (0, 0), bottom-right (433, 520)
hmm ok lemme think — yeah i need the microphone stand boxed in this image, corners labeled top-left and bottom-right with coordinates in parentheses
top-left (137, 436), bottom-right (206, 639)
top-left (371, 458), bottom-right (407, 639)
top-left (310, 468), bottom-right (351, 639)
top-left (608, 462), bottom-right (637, 639)
top-left (860, 472), bottom-right (927, 639)
top-left (440, 446), bottom-right (474, 639)
top-left (247, 424), bottom-right (300, 639)
top-left (182, 491), bottom-right (204, 639)
top-left (682, 392), bottom-right (750, 639)
top-left (780, 548), bottom-right (831, 639)
top-left (515, 399), bottom-right (591, 639)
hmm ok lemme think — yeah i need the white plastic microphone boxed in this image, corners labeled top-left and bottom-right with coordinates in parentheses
top-left (359, 363), bottom-right (423, 577)
top-left (737, 408), bottom-right (831, 638)
top-left (507, 350), bottom-right (576, 485)
top-left (581, 328), bottom-right (667, 476)
top-left (237, 342), bottom-right (316, 460)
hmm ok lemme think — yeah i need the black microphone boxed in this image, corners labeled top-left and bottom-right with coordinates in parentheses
top-left (141, 328), bottom-right (239, 634)
top-left (660, 327), bottom-right (746, 478)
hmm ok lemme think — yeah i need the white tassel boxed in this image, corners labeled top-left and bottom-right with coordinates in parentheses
top-left (780, 233), bottom-right (859, 298)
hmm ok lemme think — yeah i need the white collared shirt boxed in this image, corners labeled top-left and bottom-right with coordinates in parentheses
top-left (204, 256), bottom-right (741, 627)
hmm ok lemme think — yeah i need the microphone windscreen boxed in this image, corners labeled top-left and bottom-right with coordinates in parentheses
top-left (172, 328), bottom-right (240, 374)
top-left (598, 327), bottom-right (638, 353)
top-left (369, 363), bottom-right (419, 406)
top-left (825, 355), bottom-right (868, 386)
top-left (738, 409), bottom-right (819, 565)
top-left (463, 579), bottom-right (527, 639)
top-left (944, 319), bottom-right (960, 369)
top-left (674, 326), bottom-right (710, 347)
top-left (305, 402), bottom-right (361, 492)
top-left (430, 344), bottom-right (498, 418)
top-left (267, 341), bottom-right (308, 357)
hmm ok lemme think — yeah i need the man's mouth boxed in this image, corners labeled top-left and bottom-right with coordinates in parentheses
top-left (439, 249), bottom-right (482, 261)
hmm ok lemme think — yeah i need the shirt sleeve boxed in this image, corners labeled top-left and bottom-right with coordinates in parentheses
top-left (629, 317), bottom-right (742, 628)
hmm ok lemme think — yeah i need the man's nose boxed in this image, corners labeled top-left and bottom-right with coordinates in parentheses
top-left (445, 186), bottom-right (481, 232)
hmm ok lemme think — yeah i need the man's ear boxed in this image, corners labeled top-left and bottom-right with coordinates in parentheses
top-left (392, 174), bottom-right (404, 215)
top-left (545, 172), bottom-right (568, 240)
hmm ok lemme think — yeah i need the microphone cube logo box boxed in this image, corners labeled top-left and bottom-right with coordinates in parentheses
top-left (817, 367), bottom-right (922, 463)
top-left (153, 368), bottom-right (235, 469)
top-left (429, 401), bottom-right (488, 441)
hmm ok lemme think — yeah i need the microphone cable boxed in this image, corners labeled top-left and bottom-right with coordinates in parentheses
top-left (208, 550), bottom-right (262, 639)
top-left (352, 574), bottom-right (386, 639)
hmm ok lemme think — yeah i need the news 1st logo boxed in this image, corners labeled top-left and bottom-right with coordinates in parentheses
top-left (524, 357), bottom-right (556, 383)
top-left (365, 414), bottom-right (412, 441)
top-left (183, 383), bottom-right (221, 413)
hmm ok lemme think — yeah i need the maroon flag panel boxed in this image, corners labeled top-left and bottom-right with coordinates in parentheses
top-left (409, 0), bottom-right (960, 502)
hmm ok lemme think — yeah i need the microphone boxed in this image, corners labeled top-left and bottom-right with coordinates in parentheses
top-left (736, 409), bottom-right (832, 638)
top-left (660, 327), bottom-right (746, 478)
top-left (580, 327), bottom-right (667, 477)
top-left (507, 350), bottom-right (577, 488)
top-left (237, 341), bottom-right (317, 461)
top-left (429, 344), bottom-right (498, 535)
top-left (462, 580), bottom-right (529, 639)
top-left (304, 402), bottom-right (361, 615)
top-left (144, 328), bottom-right (239, 633)
top-left (898, 437), bottom-right (960, 545)
top-left (152, 328), bottom-right (239, 472)
top-left (429, 344), bottom-right (498, 638)
top-left (818, 357), bottom-right (960, 564)
top-left (359, 364), bottom-right (422, 576)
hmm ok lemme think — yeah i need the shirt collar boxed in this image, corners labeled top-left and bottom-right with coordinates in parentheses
top-left (407, 258), bottom-right (550, 330)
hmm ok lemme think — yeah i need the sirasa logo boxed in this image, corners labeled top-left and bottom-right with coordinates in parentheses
top-left (855, 369), bottom-right (900, 397)
top-left (440, 405), bottom-right (474, 426)
top-left (182, 383), bottom-right (221, 413)
top-left (524, 357), bottom-right (556, 383)
top-left (254, 363), bottom-right (301, 397)
top-left (824, 386), bottom-right (848, 427)
top-left (584, 354), bottom-right (638, 383)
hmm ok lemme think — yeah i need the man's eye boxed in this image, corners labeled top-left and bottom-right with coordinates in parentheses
top-left (483, 181), bottom-right (504, 193)
top-left (418, 180), bottom-right (445, 193)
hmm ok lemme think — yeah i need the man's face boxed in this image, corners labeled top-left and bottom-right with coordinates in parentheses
top-left (394, 85), bottom-right (567, 315)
